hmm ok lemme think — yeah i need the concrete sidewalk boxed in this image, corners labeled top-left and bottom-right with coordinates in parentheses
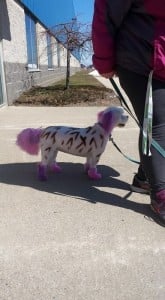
top-left (89, 69), bottom-right (129, 99)
top-left (0, 106), bottom-right (164, 300)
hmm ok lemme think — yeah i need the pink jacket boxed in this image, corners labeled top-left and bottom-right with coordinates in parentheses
top-left (92, 0), bottom-right (165, 81)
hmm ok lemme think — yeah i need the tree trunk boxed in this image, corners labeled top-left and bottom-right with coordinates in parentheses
top-left (65, 48), bottom-right (71, 89)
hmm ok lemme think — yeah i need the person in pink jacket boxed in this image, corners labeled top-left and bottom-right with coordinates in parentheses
top-left (92, 0), bottom-right (165, 226)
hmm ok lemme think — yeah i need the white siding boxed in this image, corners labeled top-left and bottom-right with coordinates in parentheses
top-left (37, 23), bottom-right (48, 66)
top-left (2, 0), bottom-right (27, 64)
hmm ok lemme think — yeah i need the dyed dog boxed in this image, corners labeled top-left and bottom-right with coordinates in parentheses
top-left (16, 106), bottom-right (128, 180)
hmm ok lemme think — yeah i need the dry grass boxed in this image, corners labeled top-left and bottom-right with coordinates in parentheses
top-left (14, 70), bottom-right (120, 107)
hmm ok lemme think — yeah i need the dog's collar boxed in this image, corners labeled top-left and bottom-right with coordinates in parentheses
top-left (97, 122), bottom-right (107, 131)
top-left (97, 122), bottom-right (104, 129)
top-left (97, 122), bottom-right (112, 139)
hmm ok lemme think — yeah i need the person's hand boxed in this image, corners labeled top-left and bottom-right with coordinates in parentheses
top-left (100, 71), bottom-right (116, 78)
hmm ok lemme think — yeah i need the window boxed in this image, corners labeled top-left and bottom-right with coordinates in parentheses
top-left (47, 33), bottom-right (53, 69)
top-left (25, 12), bottom-right (38, 69)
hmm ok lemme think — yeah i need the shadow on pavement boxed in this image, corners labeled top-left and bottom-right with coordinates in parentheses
top-left (0, 161), bottom-right (157, 224)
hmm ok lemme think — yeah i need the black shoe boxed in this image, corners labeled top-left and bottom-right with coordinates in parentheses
top-left (130, 174), bottom-right (150, 194)
top-left (151, 190), bottom-right (165, 227)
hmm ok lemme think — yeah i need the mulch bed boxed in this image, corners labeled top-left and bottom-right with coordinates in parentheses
top-left (14, 85), bottom-right (120, 107)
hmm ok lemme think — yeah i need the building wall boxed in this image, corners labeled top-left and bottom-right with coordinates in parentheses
top-left (2, 0), bottom-right (28, 103)
top-left (1, 0), bottom-right (80, 105)
top-left (37, 23), bottom-right (48, 67)
top-left (52, 38), bottom-right (59, 67)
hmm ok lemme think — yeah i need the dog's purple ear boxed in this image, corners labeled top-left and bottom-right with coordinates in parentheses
top-left (97, 110), bottom-right (104, 122)
top-left (101, 111), bottom-right (113, 134)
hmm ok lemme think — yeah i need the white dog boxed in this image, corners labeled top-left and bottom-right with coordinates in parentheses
top-left (16, 106), bottom-right (128, 180)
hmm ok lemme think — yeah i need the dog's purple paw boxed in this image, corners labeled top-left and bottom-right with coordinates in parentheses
top-left (88, 167), bottom-right (102, 180)
top-left (38, 164), bottom-right (47, 181)
top-left (50, 163), bottom-right (62, 173)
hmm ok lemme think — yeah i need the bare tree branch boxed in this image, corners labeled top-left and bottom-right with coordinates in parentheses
top-left (42, 19), bottom-right (92, 89)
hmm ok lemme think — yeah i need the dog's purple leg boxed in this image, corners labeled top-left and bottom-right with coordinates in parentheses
top-left (88, 167), bottom-right (102, 180)
top-left (38, 164), bottom-right (48, 181)
top-left (50, 162), bottom-right (62, 173)
top-left (84, 163), bottom-right (90, 173)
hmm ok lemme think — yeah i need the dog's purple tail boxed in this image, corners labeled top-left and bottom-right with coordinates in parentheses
top-left (16, 128), bottom-right (42, 155)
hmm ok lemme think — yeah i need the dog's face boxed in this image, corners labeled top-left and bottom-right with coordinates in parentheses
top-left (98, 106), bottom-right (128, 133)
